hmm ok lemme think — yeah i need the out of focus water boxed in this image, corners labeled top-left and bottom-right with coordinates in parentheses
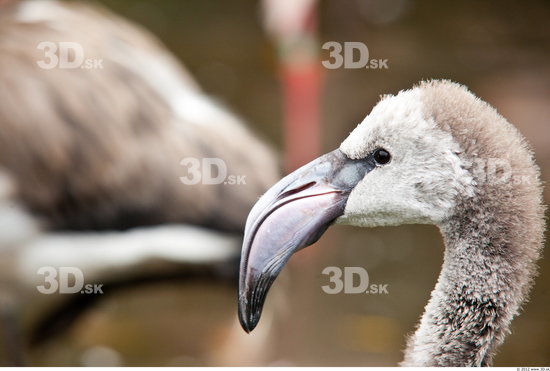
top-left (20, 0), bottom-right (550, 366)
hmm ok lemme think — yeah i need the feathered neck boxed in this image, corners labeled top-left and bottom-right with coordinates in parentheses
top-left (401, 81), bottom-right (545, 366)
top-left (403, 190), bottom-right (542, 366)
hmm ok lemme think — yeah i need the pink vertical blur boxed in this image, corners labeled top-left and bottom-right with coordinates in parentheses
top-left (262, 0), bottom-right (323, 172)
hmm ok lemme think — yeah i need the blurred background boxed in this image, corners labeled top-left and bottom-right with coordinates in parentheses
top-left (0, 0), bottom-right (549, 366)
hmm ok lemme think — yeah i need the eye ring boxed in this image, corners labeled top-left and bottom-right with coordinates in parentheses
top-left (373, 148), bottom-right (391, 165)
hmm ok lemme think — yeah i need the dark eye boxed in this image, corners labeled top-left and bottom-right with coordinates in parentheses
top-left (373, 148), bottom-right (391, 165)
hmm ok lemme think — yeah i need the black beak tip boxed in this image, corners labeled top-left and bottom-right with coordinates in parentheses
top-left (240, 319), bottom-right (254, 334)
top-left (238, 302), bottom-right (259, 333)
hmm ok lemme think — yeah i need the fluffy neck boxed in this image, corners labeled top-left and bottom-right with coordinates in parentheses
top-left (401, 177), bottom-right (544, 366)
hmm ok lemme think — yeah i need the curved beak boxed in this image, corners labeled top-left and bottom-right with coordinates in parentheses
top-left (238, 149), bottom-right (375, 332)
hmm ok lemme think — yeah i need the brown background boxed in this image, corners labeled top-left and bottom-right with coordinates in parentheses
top-left (24, 0), bottom-right (550, 366)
